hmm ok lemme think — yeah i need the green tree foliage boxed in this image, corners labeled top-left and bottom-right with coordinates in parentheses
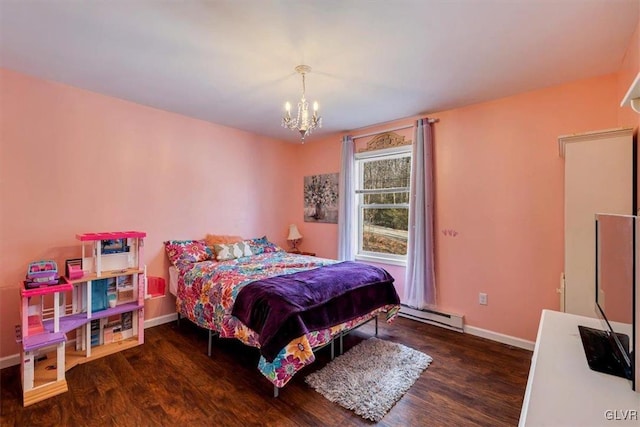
top-left (362, 157), bottom-right (410, 232)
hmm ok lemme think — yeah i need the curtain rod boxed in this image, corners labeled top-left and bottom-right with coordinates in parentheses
top-left (351, 118), bottom-right (439, 140)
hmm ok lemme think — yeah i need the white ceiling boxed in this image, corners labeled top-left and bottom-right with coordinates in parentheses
top-left (0, 0), bottom-right (638, 142)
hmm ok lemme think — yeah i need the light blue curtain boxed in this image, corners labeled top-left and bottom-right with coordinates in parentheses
top-left (405, 118), bottom-right (436, 308)
top-left (337, 135), bottom-right (355, 261)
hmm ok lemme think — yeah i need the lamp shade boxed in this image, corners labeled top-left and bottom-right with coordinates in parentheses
top-left (287, 224), bottom-right (302, 241)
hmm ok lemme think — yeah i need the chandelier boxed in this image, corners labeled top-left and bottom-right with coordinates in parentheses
top-left (282, 65), bottom-right (322, 141)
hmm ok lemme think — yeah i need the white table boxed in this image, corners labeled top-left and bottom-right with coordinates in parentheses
top-left (519, 310), bottom-right (639, 426)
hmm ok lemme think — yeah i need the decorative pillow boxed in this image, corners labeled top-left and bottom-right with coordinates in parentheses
top-left (214, 241), bottom-right (254, 261)
top-left (164, 240), bottom-right (212, 267)
top-left (205, 234), bottom-right (243, 256)
top-left (247, 235), bottom-right (283, 255)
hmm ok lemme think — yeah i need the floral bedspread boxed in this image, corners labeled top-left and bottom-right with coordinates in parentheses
top-left (175, 251), bottom-right (400, 388)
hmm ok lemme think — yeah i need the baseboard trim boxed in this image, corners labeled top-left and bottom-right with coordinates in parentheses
top-left (144, 312), bottom-right (178, 329)
top-left (0, 353), bottom-right (21, 370)
top-left (464, 325), bottom-right (535, 351)
top-left (398, 305), bottom-right (464, 332)
top-left (1, 313), bottom-right (180, 370)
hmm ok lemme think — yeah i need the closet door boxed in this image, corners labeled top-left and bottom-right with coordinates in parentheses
top-left (560, 128), bottom-right (634, 317)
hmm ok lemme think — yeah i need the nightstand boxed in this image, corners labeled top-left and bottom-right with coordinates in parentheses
top-left (289, 250), bottom-right (316, 256)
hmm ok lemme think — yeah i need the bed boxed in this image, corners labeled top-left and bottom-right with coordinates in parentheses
top-left (165, 237), bottom-right (401, 395)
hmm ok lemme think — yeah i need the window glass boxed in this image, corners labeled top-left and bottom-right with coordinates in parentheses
top-left (355, 151), bottom-right (411, 260)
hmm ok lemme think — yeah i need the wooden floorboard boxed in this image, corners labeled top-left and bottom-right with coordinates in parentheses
top-left (1, 316), bottom-right (531, 426)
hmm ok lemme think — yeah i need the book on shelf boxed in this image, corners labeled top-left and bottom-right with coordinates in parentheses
top-left (121, 312), bottom-right (132, 330)
top-left (121, 311), bottom-right (134, 340)
top-left (90, 319), bottom-right (102, 347)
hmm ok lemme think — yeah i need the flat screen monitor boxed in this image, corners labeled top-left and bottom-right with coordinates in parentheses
top-left (578, 213), bottom-right (636, 390)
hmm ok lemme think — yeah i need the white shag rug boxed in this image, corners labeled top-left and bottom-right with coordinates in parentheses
top-left (305, 337), bottom-right (432, 422)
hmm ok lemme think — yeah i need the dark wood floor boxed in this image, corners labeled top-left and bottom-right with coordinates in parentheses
top-left (1, 316), bottom-right (532, 426)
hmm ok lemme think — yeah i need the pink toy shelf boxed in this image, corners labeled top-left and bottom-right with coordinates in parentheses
top-left (19, 230), bottom-right (147, 407)
top-left (76, 231), bottom-right (146, 241)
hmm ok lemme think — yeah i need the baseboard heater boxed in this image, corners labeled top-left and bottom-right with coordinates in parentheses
top-left (399, 304), bottom-right (464, 332)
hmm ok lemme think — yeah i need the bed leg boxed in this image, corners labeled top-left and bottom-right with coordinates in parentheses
top-left (375, 315), bottom-right (378, 337)
top-left (208, 330), bottom-right (213, 357)
top-left (339, 332), bottom-right (343, 355)
top-left (330, 339), bottom-right (335, 360)
top-left (176, 312), bottom-right (181, 327)
top-left (274, 386), bottom-right (279, 398)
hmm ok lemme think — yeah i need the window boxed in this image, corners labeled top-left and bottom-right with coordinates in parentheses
top-left (354, 146), bottom-right (411, 264)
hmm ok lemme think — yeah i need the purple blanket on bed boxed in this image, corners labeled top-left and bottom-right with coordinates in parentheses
top-left (231, 261), bottom-right (400, 361)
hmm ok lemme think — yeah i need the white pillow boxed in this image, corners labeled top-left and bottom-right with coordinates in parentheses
top-left (214, 241), bottom-right (253, 261)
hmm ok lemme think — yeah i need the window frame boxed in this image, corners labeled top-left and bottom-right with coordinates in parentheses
top-left (353, 145), bottom-right (412, 266)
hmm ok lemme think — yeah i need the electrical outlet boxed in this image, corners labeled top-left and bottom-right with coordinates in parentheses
top-left (479, 293), bottom-right (488, 305)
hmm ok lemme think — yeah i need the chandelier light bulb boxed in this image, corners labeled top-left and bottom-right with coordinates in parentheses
top-left (313, 101), bottom-right (318, 112)
top-left (285, 102), bottom-right (291, 112)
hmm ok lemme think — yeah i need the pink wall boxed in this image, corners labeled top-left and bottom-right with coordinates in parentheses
top-left (0, 69), bottom-right (297, 359)
top-left (617, 10), bottom-right (640, 130)
top-left (295, 73), bottom-right (622, 342)
top-left (434, 76), bottom-right (619, 340)
top-left (288, 134), bottom-right (341, 257)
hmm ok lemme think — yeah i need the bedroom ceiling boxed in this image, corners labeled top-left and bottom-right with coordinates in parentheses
top-left (0, 0), bottom-right (638, 143)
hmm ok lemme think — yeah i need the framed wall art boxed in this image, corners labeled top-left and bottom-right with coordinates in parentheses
top-left (304, 173), bottom-right (338, 224)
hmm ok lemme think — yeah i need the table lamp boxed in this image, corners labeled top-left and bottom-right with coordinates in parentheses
top-left (287, 224), bottom-right (303, 253)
